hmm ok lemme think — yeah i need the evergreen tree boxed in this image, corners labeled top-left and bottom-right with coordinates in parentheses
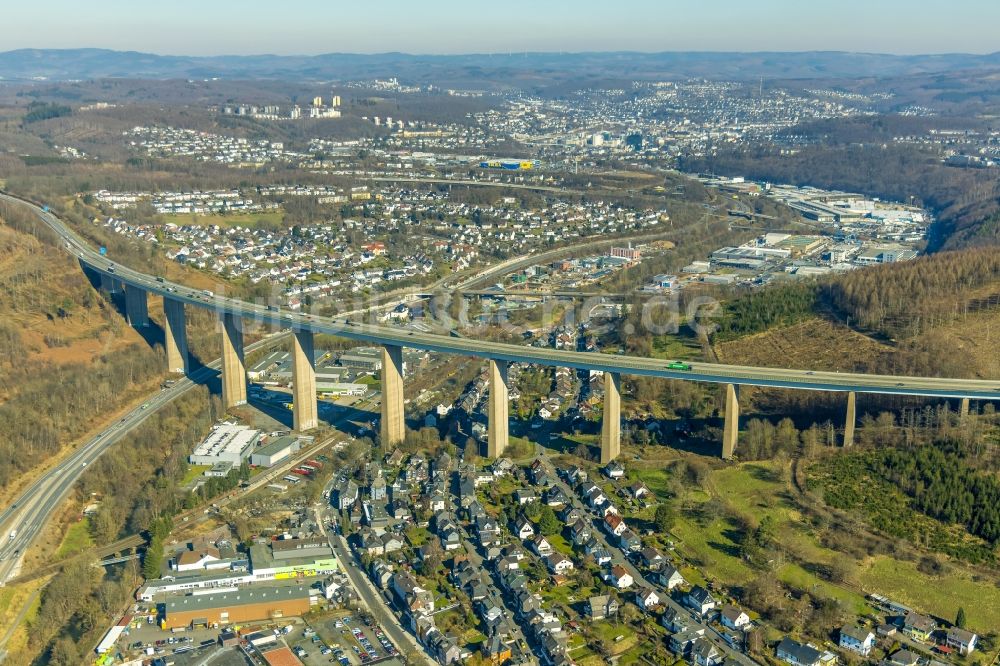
top-left (654, 503), bottom-right (676, 532)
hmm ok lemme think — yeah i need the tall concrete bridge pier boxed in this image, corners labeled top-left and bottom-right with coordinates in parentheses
top-left (13, 191), bottom-right (996, 466)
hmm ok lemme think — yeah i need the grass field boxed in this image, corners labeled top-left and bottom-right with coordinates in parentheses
top-left (405, 525), bottom-right (431, 548)
top-left (670, 514), bottom-right (755, 585)
top-left (180, 465), bottom-right (211, 486)
top-left (0, 578), bottom-right (47, 657)
top-left (859, 557), bottom-right (1000, 632)
top-left (590, 621), bottom-right (637, 656)
top-left (650, 335), bottom-right (702, 361)
top-left (633, 467), bottom-right (674, 500)
top-left (54, 517), bottom-right (93, 559)
top-left (677, 459), bottom-right (1000, 634)
top-left (164, 211), bottom-right (285, 228)
top-left (777, 563), bottom-right (868, 614)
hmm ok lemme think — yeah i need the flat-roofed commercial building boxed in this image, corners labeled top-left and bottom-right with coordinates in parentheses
top-left (338, 347), bottom-right (383, 372)
top-left (248, 351), bottom-right (288, 381)
top-left (162, 584), bottom-right (312, 629)
top-left (249, 536), bottom-right (338, 581)
top-left (250, 436), bottom-right (301, 467)
top-left (317, 382), bottom-right (368, 397)
top-left (190, 423), bottom-right (261, 466)
top-left (138, 569), bottom-right (255, 602)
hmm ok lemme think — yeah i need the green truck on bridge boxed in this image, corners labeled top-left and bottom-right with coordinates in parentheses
top-left (666, 361), bottom-right (692, 371)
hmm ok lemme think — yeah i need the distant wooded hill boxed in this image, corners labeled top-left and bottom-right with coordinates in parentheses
top-left (2, 48), bottom-right (1000, 83)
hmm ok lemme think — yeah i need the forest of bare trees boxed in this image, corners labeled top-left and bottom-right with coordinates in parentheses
top-left (823, 247), bottom-right (1000, 337)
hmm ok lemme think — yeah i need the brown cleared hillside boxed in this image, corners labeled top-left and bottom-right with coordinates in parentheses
top-left (0, 214), bottom-right (167, 506)
top-left (714, 317), bottom-right (891, 373)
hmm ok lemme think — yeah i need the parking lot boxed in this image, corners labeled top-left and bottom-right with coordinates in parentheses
top-left (302, 612), bottom-right (401, 666)
top-left (116, 616), bottom-right (223, 664)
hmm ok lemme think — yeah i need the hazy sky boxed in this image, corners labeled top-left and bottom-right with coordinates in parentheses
top-left (4, 0), bottom-right (998, 56)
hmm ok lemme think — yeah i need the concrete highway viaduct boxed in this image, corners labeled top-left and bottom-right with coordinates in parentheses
top-left (8, 192), bottom-right (1000, 463)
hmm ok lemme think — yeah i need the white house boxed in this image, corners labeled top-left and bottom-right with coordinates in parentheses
top-left (719, 605), bottom-right (751, 631)
top-left (946, 627), bottom-right (978, 656)
top-left (603, 461), bottom-right (626, 479)
top-left (839, 625), bottom-right (876, 657)
top-left (515, 518), bottom-right (535, 540)
top-left (635, 588), bottom-right (661, 611)
top-left (685, 586), bottom-right (716, 617)
top-left (609, 565), bottom-right (633, 590)
top-left (531, 535), bottom-right (554, 557)
top-left (659, 565), bottom-right (687, 590)
top-left (545, 553), bottom-right (575, 574)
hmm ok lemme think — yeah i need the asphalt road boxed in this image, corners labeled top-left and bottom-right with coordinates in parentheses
top-left (0, 330), bottom-right (290, 585)
top-left (6, 191), bottom-right (996, 402)
top-left (321, 513), bottom-right (436, 666)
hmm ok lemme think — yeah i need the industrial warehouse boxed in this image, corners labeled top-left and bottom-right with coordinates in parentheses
top-left (161, 584), bottom-right (314, 629)
top-left (188, 422), bottom-right (261, 467)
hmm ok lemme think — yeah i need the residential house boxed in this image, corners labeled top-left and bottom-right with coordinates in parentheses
top-left (515, 488), bottom-right (539, 506)
top-left (776, 637), bottom-right (822, 666)
top-left (583, 538), bottom-right (612, 565)
top-left (482, 632), bottom-right (512, 664)
top-left (691, 638), bottom-right (723, 666)
top-left (885, 649), bottom-right (920, 666)
top-left (903, 611), bottom-right (936, 642)
top-left (670, 628), bottom-right (706, 655)
top-left (391, 571), bottom-right (434, 614)
top-left (559, 505), bottom-right (584, 525)
top-left (466, 580), bottom-right (489, 602)
top-left (604, 513), bottom-right (627, 537)
top-left (546, 553), bottom-right (574, 574)
top-left (529, 460), bottom-right (550, 485)
top-left (946, 627), bottom-right (978, 655)
top-left (685, 586), bottom-right (716, 617)
top-left (475, 516), bottom-right (500, 547)
top-left (616, 528), bottom-right (642, 552)
top-left (635, 588), bottom-right (661, 611)
top-left (427, 632), bottom-right (461, 665)
top-left (628, 482), bottom-right (652, 501)
top-left (603, 461), bottom-right (626, 479)
top-left (586, 595), bottom-right (620, 621)
top-left (609, 564), bottom-right (633, 590)
top-left (491, 457), bottom-right (515, 477)
top-left (544, 486), bottom-right (569, 506)
top-left (515, 517), bottom-right (535, 540)
top-left (599, 503), bottom-right (621, 517)
top-left (439, 528), bottom-right (462, 551)
top-left (369, 560), bottom-right (394, 589)
top-left (719, 605), bottom-right (751, 631)
top-left (334, 478), bottom-right (359, 510)
top-left (564, 465), bottom-right (588, 485)
top-left (381, 533), bottom-right (404, 554)
top-left (359, 529), bottom-right (385, 555)
top-left (638, 547), bottom-right (665, 570)
top-left (662, 606), bottom-right (690, 633)
top-left (515, 590), bottom-right (542, 619)
top-left (531, 535), bottom-right (554, 557)
top-left (839, 625), bottom-right (876, 657)
top-left (657, 565), bottom-right (686, 590)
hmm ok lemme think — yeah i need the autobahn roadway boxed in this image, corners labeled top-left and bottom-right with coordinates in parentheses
top-left (0, 330), bottom-right (291, 585)
top-left (6, 191), bottom-right (1000, 402)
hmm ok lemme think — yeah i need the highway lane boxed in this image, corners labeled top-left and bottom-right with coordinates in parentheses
top-left (0, 330), bottom-right (291, 584)
top-left (6, 191), bottom-right (1000, 403)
